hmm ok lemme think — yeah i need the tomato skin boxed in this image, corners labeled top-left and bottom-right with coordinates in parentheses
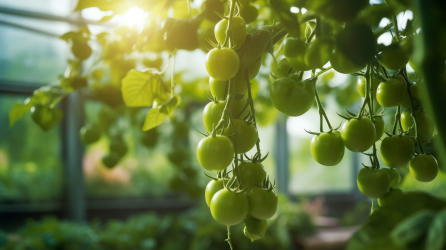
top-left (310, 131), bottom-right (345, 166)
top-left (110, 136), bottom-right (128, 157)
top-left (241, 5), bottom-right (258, 24)
top-left (230, 94), bottom-right (249, 119)
top-left (378, 44), bottom-right (410, 70)
top-left (224, 119), bottom-right (258, 153)
top-left (71, 41), bottom-right (92, 60)
top-left (206, 48), bottom-right (240, 81)
top-left (215, 16), bottom-right (247, 50)
top-left (232, 70), bottom-right (248, 95)
top-left (102, 152), bottom-right (121, 169)
top-left (409, 154), bottom-right (439, 182)
top-left (374, 116), bottom-right (385, 141)
top-left (357, 167), bottom-right (390, 199)
top-left (210, 189), bottom-right (249, 225)
top-left (205, 179), bottom-right (227, 207)
top-left (30, 105), bottom-right (63, 131)
top-left (341, 117), bottom-right (376, 152)
top-left (271, 57), bottom-right (291, 79)
top-left (270, 78), bottom-right (315, 117)
top-left (304, 37), bottom-right (333, 69)
top-left (380, 135), bottom-right (414, 168)
top-left (376, 77), bottom-right (407, 107)
top-left (203, 101), bottom-right (225, 132)
top-left (401, 84), bottom-right (422, 108)
top-left (246, 187), bottom-right (278, 220)
top-left (209, 77), bottom-right (227, 101)
top-left (238, 162), bottom-right (266, 188)
top-left (378, 188), bottom-right (404, 207)
top-left (357, 77), bottom-right (380, 99)
top-left (196, 135), bottom-right (234, 171)
top-left (383, 168), bottom-right (401, 187)
top-left (201, 0), bottom-right (224, 23)
top-left (330, 49), bottom-right (363, 74)
top-left (283, 37), bottom-right (306, 58)
top-left (80, 124), bottom-right (101, 144)
top-left (401, 110), bottom-right (435, 143)
top-left (248, 59), bottom-right (261, 80)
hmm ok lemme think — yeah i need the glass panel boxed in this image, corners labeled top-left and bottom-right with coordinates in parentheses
top-left (287, 98), bottom-right (355, 194)
top-left (0, 0), bottom-right (73, 16)
top-left (0, 18), bottom-right (70, 83)
top-left (0, 94), bottom-right (63, 203)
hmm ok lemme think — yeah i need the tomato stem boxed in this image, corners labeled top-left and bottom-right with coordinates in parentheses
top-left (244, 69), bottom-right (262, 154)
top-left (223, 0), bottom-right (237, 48)
top-left (392, 105), bottom-right (401, 135)
top-left (314, 86), bottom-right (332, 131)
top-left (226, 225), bottom-right (234, 250)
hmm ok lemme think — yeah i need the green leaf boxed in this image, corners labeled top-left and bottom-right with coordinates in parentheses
top-left (269, 0), bottom-right (300, 37)
top-left (121, 70), bottom-right (170, 108)
top-left (391, 211), bottom-right (435, 249)
top-left (142, 95), bottom-right (181, 131)
top-left (244, 218), bottom-right (267, 242)
top-left (9, 102), bottom-right (33, 127)
top-left (426, 209), bottom-right (446, 250)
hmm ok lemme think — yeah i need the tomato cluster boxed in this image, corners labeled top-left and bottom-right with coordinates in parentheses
top-left (196, 8), bottom-right (277, 241)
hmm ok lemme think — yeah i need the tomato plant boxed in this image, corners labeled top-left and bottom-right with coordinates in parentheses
top-left (210, 189), bottom-right (249, 226)
top-left (409, 154), bottom-right (439, 182)
top-left (246, 187), bottom-right (278, 220)
top-left (238, 162), bottom-right (267, 188)
top-left (376, 77), bottom-right (407, 107)
top-left (310, 131), bottom-right (345, 166)
top-left (357, 167), bottom-right (390, 199)
top-left (215, 16), bottom-right (247, 50)
top-left (341, 117), bottom-right (376, 152)
top-left (270, 78), bottom-right (315, 117)
top-left (205, 179), bottom-right (226, 207)
top-left (196, 134), bottom-right (234, 171)
top-left (206, 48), bottom-right (240, 81)
top-left (223, 119), bottom-right (258, 154)
top-left (380, 135), bottom-right (414, 168)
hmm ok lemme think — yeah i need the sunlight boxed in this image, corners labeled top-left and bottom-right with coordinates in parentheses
top-left (120, 6), bottom-right (148, 30)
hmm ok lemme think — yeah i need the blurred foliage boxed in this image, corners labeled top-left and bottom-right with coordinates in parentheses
top-left (0, 195), bottom-right (315, 250)
top-left (347, 192), bottom-right (446, 250)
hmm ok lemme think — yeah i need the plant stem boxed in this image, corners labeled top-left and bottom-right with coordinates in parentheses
top-left (223, 0), bottom-right (237, 48)
top-left (392, 105), bottom-right (401, 134)
top-left (226, 226), bottom-right (234, 250)
top-left (314, 86), bottom-right (332, 131)
top-left (244, 70), bottom-right (261, 154)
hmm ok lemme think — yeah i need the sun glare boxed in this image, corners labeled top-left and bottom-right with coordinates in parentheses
top-left (120, 6), bottom-right (148, 30)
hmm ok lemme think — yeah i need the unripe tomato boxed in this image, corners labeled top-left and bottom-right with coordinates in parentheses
top-left (378, 188), bottom-right (404, 207)
top-left (283, 37), bottom-right (307, 58)
top-left (409, 154), bottom-right (439, 182)
top-left (205, 179), bottom-right (227, 207)
top-left (201, 0), bottom-right (224, 23)
top-left (287, 53), bottom-right (312, 72)
top-left (203, 101), bottom-right (225, 132)
top-left (341, 117), bottom-right (376, 152)
top-left (80, 124), bottom-right (101, 144)
top-left (244, 219), bottom-right (267, 241)
top-left (357, 77), bottom-right (380, 99)
top-left (246, 187), bottom-right (278, 220)
top-left (304, 37), bottom-right (334, 69)
top-left (215, 16), bottom-right (247, 50)
top-left (357, 167), bottom-right (390, 199)
top-left (196, 135), bottom-right (234, 171)
top-left (210, 189), bottom-right (249, 225)
top-left (230, 94), bottom-right (249, 119)
top-left (374, 116), bottom-right (385, 141)
top-left (378, 43), bottom-right (410, 70)
top-left (206, 48), bottom-right (240, 81)
top-left (270, 78), bottom-right (315, 117)
top-left (30, 105), bottom-right (63, 131)
top-left (110, 136), bottom-right (128, 157)
top-left (376, 77), bottom-right (407, 107)
top-left (383, 168), bottom-right (401, 187)
top-left (401, 84), bottom-right (422, 108)
top-left (141, 128), bottom-right (158, 148)
top-left (209, 77), bottom-right (228, 101)
top-left (232, 70), bottom-right (248, 95)
top-left (241, 5), bottom-right (259, 24)
top-left (102, 152), bottom-right (121, 169)
top-left (71, 41), bottom-right (92, 60)
top-left (271, 57), bottom-right (291, 79)
top-left (248, 59), bottom-right (262, 80)
top-left (330, 49), bottom-right (363, 74)
top-left (224, 119), bottom-right (258, 153)
top-left (401, 110), bottom-right (435, 141)
top-left (380, 135), bottom-right (414, 168)
top-left (238, 162), bottom-right (266, 188)
top-left (310, 131), bottom-right (345, 166)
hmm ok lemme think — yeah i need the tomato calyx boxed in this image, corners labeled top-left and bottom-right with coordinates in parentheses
top-left (242, 151), bottom-right (268, 164)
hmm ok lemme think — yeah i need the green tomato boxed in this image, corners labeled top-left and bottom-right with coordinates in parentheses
top-left (378, 43), bottom-right (410, 70)
top-left (215, 16), bottom-right (247, 50)
top-left (203, 101), bottom-right (225, 132)
top-left (248, 59), bottom-right (262, 80)
top-left (200, 0), bottom-right (224, 23)
top-left (409, 154), bottom-right (439, 182)
top-left (246, 187), bottom-right (278, 220)
top-left (230, 94), bottom-right (250, 119)
top-left (196, 135), bottom-right (234, 171)
top-left (110, 136), bottom-right (128, 157)
top-left (380, 135), bottom-right (414, 168)
top-left (71, 41), bottom-right (92, 60)
top-left (232, 70), bottom-right (248, 95)
top-left (241, 5), bottom-right (259, 24)
top-left (341, 117), bottom-right (376, 152)
top-left (357, 77), bottom-right (380, 99)
top-left (304, 36), bottom-right (334, 69)
top-left (401, 84), bottom-right (422, 108)
top-left (330, 49), bottom-right (363, 74)
top-left (210, 189), bottom-right (249, 225)
top-left (357, 167), bottom-right (390, 199)
top-left (287, 53), bottom-right (311, 72)
top-left (378, 188), bottom-right (404, 207)
top-left (141, 128), bottom-right (158, 148)
top-left (80, 124), bottom-right (101, 144)
top-left (270, 78), bottom-right (315, 116)
top-left (30, 105), bottom-right (63, 132)
top-left (271, 57), bottom-right (291, 79)
top-left (376, 77), bottom-right (407, 107)
top-left (401, 110), bottom-right (435, 142)
top-left (283, 37), bottom-right (307, 58)
top-left (310, 131), bottom-right (345, 166)
top-left (206, 48), bottom-right (240, 81)
top-left (224, 119), bottom-right (258, 153)
top-left (102, 152), bottom-right (121, 169)
top-left (244, 219), bottom-right (267, 241)
top-left (383, 168), bottom-right (401, 187)
top-left (238, 162), bottom-right (267, 188)
top-left (205, 179), bottom-right (227, 207)
top-left (209, 77), bottom-right (228, 101)
top-left (374, 116), bottom-right (385, 141)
